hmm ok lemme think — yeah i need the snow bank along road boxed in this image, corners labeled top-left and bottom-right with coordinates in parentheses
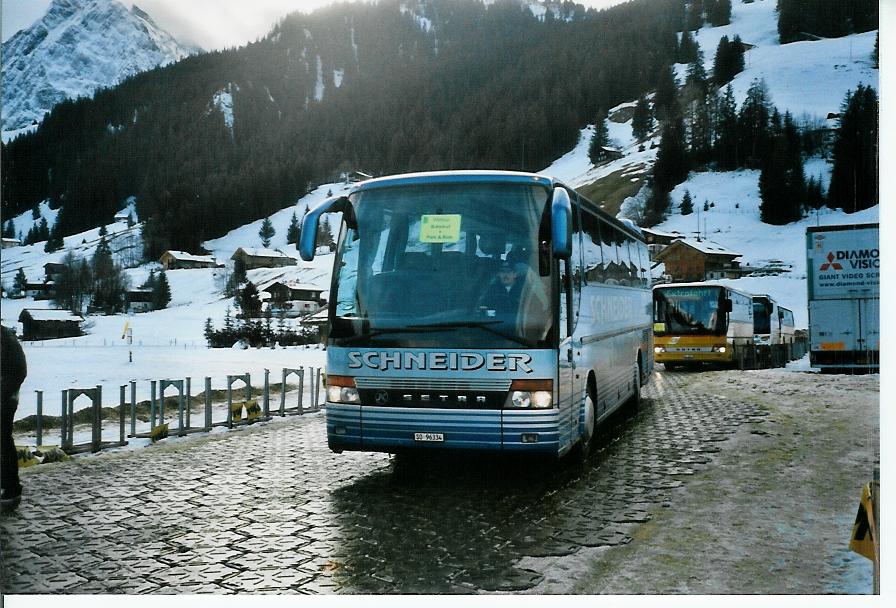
top-left (0, 368), bottom-right (877, 594)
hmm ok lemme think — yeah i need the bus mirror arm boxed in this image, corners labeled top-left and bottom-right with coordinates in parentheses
top-left (551, 187), bottom-right (572, 259)
top-left (299, 196), bottom-right (354, 261)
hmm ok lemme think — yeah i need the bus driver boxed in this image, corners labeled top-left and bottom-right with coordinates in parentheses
top-left (478, 261), bottom-right (524, 331)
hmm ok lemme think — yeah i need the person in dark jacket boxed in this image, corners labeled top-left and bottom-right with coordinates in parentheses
top-left (477, 262), bottom-right (524, 333)
top-left (1, 325), bottom-right (27, 512)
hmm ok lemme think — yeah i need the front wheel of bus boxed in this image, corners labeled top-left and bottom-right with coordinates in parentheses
top-left (625, 361), bottom-right (641, 412)
top-left (574, 394), bottom-right (596, 461)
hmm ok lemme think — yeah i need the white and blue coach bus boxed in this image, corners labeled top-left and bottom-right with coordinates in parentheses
top-left (299, 171), bottom-right (653, 459)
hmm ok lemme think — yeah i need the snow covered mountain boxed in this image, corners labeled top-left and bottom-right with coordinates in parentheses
top-left (1, 0), bottom-right (196, 134)
top-left (543, 0), bottom-right (878, 324)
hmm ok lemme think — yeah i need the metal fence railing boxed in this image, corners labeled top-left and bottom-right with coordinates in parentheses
top-left (15, 366), bottom-right (326, 460)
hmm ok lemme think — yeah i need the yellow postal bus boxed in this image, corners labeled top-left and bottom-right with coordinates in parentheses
top-left (653, 283), bottom-right (753, 369)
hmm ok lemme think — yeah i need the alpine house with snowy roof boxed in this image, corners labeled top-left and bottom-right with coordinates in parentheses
top-left (18, 309), bottom-right (84, 340)
top-left (159, 250), bottom-right (219, 270)
top-left (652, 238), bottom-right (743, 282)
top-left (230, 247), bottom-right (297, 270)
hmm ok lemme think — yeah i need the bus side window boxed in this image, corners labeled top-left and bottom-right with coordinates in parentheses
top-left (601, 221), bottom-right (618, 284)
top-left (615, 229), bottom-right (631, 286)
top-left (626, 240), bottom-right (639, 285)
top-left (581, 208), bottom-right (604, 284)
top-left (637, 241), bottom-right (650, 287)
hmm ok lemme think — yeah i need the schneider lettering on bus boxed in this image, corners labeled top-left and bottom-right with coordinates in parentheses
top-left (300, 171), bottom-right (654, 460)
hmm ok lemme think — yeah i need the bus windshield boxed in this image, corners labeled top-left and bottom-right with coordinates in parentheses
top-left (654, 286), bottom-right (726, 335)
top-left (753, 300), bottom-right (771, 334)
top-left (330, 182), bottom-right (554, 348)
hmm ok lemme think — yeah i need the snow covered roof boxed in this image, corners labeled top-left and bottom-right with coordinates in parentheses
top-left (161, 250), bottom-right (216, 263)
top-left (258, 280), bottom-right (324, 292)
top-left (232, 247), bottom-right (293, 259)
top-left (640, 227), bottom-right (684, 239)
top-left (654, 238), bottom-right (741, 260)
top-left (19, 309), bottom-right (84, 322)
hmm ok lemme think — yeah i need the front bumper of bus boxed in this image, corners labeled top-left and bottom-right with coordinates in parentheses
top-left (654, 344), bottom-right (732, 364)
top-left (325, 403), bottom-right (560, 455)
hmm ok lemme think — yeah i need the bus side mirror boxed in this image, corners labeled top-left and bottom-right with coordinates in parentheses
top-left (299, 196), bottom-right (353, 261)
top-left (724, 298), bottom-right (733, 312)
top-left (551, 187), bottom-right (572, 258)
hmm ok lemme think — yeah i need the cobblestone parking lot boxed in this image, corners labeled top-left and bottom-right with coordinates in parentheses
top-left (0, 369), bottom-right (878, 595)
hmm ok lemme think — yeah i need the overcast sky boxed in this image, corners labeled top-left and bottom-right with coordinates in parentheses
top-left (2, 0), bottom-right (632, 50)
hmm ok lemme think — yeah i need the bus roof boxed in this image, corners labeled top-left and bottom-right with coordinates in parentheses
top-left (350, 170), bottom-right (554, 193)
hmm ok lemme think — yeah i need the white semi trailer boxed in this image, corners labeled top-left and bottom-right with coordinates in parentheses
top-left (806, 223), bottom-right (879, 372)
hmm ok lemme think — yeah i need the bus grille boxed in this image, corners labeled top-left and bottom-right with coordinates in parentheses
top-left (354, 377), bottom-right (512, 391)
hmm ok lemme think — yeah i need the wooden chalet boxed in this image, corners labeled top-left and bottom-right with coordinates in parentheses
top-left (125, 289), bottom-right (154, 313)
top-left (44, 262), bottom-right (66, 282)
top-left (18, 309), bottom-right (84, 341)
top-left (652, 239), bottom-right (743, 282)
top-left (231, 247), bottom-right (297, 270)
top-left (592, 146), bottom-right (623, 164)
top-left (259, 281), bottom-right (325, 316)
top-left (639, 227), bottom-right (684, 258)
top-left (159, 250), bottom-right (218, 270)
top-left (23, 281), bottom-right (52, 300)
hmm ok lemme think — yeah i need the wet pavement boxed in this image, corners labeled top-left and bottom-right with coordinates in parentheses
top-left (0, 371), bottom-right (766, 594)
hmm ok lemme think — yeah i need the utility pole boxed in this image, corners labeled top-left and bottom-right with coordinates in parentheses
top-left (695, 206), bottom-right (701, 241)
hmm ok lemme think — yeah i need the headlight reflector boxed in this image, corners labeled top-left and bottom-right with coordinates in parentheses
top-left (510, 391), bottom-right (531, 408)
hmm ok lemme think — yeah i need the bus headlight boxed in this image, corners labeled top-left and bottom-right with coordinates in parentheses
top-left (654, 346), bottom-right (665, 354)
top-left (327, 386), bottom-right (360, 403)
top-left (326, 375), bottom-right (359, 404)
top-left (712, 346), bottom-right (726, 354)
top-left (510, 391), bottom-right (531, 408)
top-left (509, 391), bottom-right (553, 408)
top-left (531, 391), bottom-right (553, 408)
top-left (508, 380), bottom-right (553, 409)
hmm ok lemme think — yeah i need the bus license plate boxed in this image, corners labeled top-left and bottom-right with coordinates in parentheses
top-left (414, 432), bottom-right (444, 442)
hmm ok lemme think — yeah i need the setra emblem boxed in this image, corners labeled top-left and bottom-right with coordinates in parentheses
top-left (374, 390), bottom-right (389, 405)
